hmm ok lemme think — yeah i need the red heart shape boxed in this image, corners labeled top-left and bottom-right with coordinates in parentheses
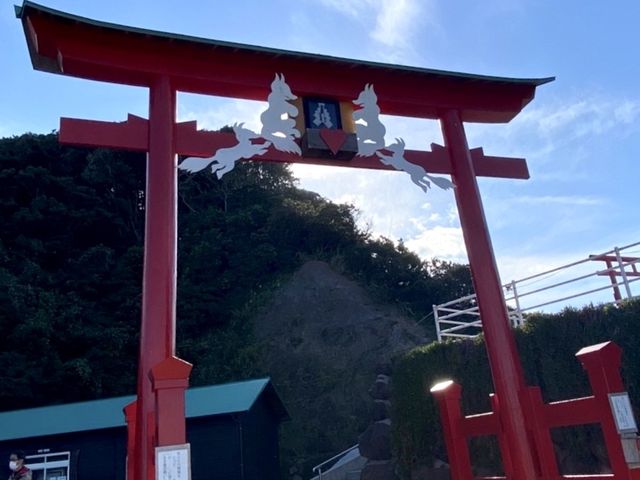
top-left (319, 129), bottom-right (348, 155)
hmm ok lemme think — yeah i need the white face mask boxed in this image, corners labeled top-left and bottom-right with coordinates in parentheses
top-left (9, 461), bottom-right (18, 471)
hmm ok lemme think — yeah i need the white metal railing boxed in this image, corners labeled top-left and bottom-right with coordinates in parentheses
top-left (434, 241), bottom-right (640, 341)
top-left (311, 444), bottom-right (359, 480)
top-left (26, 451), bottom-right (70, 480)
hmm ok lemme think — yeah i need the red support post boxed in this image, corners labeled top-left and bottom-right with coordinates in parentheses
top-left (431, 381), bottom-right (474, 480)
top-left (520, 386), bottom-right (560, 479)
top-left (150, 357), bottom-right (193, 446)
top-left (606, 259), bottom-right (623, 302)
top-left (123, 400), bottom-right (137, 480)
top-left (134, 75), bottom-right (180, 480)
top-left (440, 109), bottom-right (537, 480)
top-left (490, 393), bottom-right (514, 479)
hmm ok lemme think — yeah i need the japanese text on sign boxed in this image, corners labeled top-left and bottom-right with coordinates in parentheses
top-left (155, 444), bottom-right (191, 480)
top-left (609, 393), bottom-right (638, 433)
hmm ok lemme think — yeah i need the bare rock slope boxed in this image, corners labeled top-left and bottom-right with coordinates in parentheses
top-left (254, 260), bottom-right (427, 467)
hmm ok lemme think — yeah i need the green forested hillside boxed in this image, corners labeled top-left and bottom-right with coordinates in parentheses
top-left (0, 133), bottom-right (471, 414)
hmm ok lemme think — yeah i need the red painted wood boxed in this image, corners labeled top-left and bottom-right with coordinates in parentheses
top-left (520, 387), bottom-right (561, 478)
top-left (492, 394), bottom-right (516, 478)
top-left (576, 343), bottom-right (633, 480)
top-left (432, 382), bottom-right (475, 480)
top-left (60, 117), bottom-right (530, 179)
top-left (60, 115), bottom-right (149, 151)
top-left (603, 260), bottom-right (623, 301)
top-left (440, 343), bottom-right (640, 479)
top-left (19, 4), bottom-right (550, 123)
top-left (543, 396), bottom-right (601, 426)
top-left (150, 357), bottom-right (193, 446)
top-left (589, 255), bottom-right (640, 303)
top-left (134, 76), bottom-right (180, 480)
top-left (440, 109), bottom-right (537, 480)
top-left (199, 127), bottom-right (516, 177)
top-left (461, 412), bottom-right (501, 437)
top-left (123, 400), bottom-right (137, 480)
top-left (590, 255), bottom-right (640, 263)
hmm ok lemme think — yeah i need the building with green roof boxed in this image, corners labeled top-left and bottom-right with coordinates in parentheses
top-left (0, 377), bottom-right (288, 480)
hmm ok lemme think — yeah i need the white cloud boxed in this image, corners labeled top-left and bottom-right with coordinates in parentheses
top-left (614, 100), bottom-right (640, 123)
top-left (370, 0), bottom-right (422, 50)
top-left (536, 101), bottom-right (591, 134)
top-left (316, 0), bottom-right (362, 18)
top-left (380, 115), bottom-right (443, 148)
top-left (466, 94), bottom-right (640, 163)
top-left (177, 95), bottom-right (266, 133)
top-left (496, 252), bottom-right (575, 286)
top-left (405, 225), bottom-right (467, 262)
top-left (316, 0), bottom-right (433, 62)
top-left (513, 195), bottom-right (605, 207)
top-left (291, 164), bottom-right (348, 181)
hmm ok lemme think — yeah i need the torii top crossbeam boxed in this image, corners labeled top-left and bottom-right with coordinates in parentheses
top-left (17, 1), bottom-right (551, 123)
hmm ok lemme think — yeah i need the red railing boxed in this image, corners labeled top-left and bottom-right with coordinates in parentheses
top-left (431, 342), bottom-right (640, 480)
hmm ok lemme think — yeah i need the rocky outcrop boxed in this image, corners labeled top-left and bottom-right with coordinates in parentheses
top-left (361, 461), bottom-right (396, 480)
top-left (359, 419), bottom-right (392, 461)
top-left (253, 261), bottom-right (427, 475)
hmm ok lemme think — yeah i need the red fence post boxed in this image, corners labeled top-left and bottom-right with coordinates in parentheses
top-left (489, 393), bottom-right (515, 478)
top-left (576, 342), bottom-right (634, 479)
top-left (520, 386), bottom-right (560, 479)
top-left (123, 400), bottom-right (137, 480)
top-left (431, 381), bottom-right (474, 480)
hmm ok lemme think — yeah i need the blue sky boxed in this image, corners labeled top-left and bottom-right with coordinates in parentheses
top-left (2, 0), bottom-right (639, 309)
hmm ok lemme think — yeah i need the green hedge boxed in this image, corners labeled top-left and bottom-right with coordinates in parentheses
top-left (392, 299), bottom-right (640, 477)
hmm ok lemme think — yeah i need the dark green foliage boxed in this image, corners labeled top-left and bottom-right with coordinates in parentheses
top-left (0, 132), bottom-right (479, 480)
top-left (0, 134), bottom-right (145, 408)
top-left (392, 300), bottom-right (640, 477)
top-left (0, 133), bottom-right (470, 413)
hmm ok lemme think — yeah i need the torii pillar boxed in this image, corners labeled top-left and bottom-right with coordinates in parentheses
top-left (16, 3), bottom-right (553, 479)
top-left (441, 109), bottom-right (533, 478)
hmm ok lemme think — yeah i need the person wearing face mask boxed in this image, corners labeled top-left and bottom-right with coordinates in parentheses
top-left (8, 451), bottom-right (31, 480)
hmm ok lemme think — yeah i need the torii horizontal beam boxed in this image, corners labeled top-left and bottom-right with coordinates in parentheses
top-left (60, 115), bottom-right (529, 179)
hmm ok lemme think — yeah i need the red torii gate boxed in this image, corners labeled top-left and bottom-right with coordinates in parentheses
top-left (17, 2), bottom-right (553, 479)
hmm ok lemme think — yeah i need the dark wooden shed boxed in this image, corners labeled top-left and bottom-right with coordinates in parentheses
top-left (0, 378), bottom-right (288, 480)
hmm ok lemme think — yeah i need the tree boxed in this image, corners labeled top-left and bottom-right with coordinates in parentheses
top-left (0, 132), bottom-right (471, 411)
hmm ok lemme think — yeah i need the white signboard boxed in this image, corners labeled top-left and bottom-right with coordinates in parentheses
top-left (608, 393), bottom-right (638, 433)
top-left (155, 443), bottom-right (191, 480)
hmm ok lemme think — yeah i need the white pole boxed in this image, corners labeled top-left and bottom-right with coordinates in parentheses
top-left (511, 280), bottom-right (524, 327)
top-left (614, 247), bottom-right (633, 299)
top-left (434, 304), bottom-right (442, 342)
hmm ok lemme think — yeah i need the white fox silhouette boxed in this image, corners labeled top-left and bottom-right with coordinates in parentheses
top-left (353, 84), bottom-right (386, 157)
top-left (376, 138), bottom-right (454, 193)
top-left (178, 123), bottom-right (270, 179)
top-left (260, 73), bottom-right (301, 155)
